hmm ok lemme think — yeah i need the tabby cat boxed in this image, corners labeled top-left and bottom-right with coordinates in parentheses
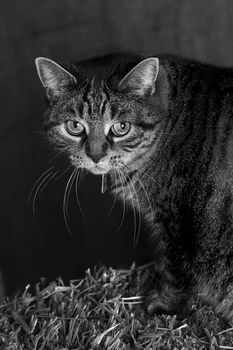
top-left (35, 52), bottom-right (233, 320)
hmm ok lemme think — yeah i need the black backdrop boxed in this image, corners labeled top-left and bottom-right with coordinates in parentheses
top-left (1, 0), bottom-right (233, 294)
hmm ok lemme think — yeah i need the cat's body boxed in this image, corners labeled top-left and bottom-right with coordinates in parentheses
top-left (36, 53), bottom-right (233, 320)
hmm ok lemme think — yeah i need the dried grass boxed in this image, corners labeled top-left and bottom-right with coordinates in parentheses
top-left (0, 263), bottom-right (233, 349)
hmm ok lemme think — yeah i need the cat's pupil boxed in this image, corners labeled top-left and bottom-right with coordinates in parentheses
top-left (121, 122), bottom-right (126, 129)
top-left (73, 121), bottom-right (78, 128)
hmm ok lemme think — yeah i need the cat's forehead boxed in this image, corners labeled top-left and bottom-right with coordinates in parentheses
top-left (68, 82), bottom-right (134, 122)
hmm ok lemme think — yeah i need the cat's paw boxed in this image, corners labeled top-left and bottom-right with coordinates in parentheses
top-left (145, 289), bottom-right (191, 320)
top-left (145, 290), bottom-right (170, 315)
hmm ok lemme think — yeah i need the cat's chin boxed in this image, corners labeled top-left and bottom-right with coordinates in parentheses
top-left (88, 165), bottom-right (109, 175)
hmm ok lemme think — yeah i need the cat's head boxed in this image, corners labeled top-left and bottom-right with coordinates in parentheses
top-left (35, 55), bottom-right (168, 176)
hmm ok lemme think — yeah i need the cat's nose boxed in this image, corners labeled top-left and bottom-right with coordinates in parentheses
top-left (85, 139), bottom-right (108, 164)
top-left (90, 154), bottom-right (102, 164)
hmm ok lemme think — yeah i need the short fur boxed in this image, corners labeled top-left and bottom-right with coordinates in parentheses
top-left (36, 52), bottom-right (233, 320)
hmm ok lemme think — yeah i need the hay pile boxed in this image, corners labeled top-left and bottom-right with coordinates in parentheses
top-left (0, 263), bottom-right (233, 349)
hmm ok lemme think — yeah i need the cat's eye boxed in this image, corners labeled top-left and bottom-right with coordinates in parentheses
top-left (111, 122), bottom-right (131, 137)
top-left (65, 120), bottom-right (85, 136)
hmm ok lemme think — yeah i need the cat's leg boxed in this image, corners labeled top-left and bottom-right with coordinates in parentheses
top-left (196, 246), bottom-right (233, 322)
top-left (145, 222), bottom-right (193, 319)
top-left (200, 272), bottom-right (233, 322)
top-left (145, 271), bottom-right (193, 319)
top-left (215, 287), bottom-right (233, 322)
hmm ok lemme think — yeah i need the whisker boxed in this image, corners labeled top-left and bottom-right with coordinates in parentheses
top-left (114, 168), bottom-right (126, 234)
top-left (32, 169), bottom-right (55, 215)
top-left (65, 169), bottom-right (77, 216)
top-left (63, 168), bottom-right (76, 237)
top-left (53, 165), bottom-right (73, 183)
top-left (46, 151), bottom-right (64, 165)
top-left (46, 144), bottom-right (75, 165)
top-left (77, 167), bottom-right (86, 184)
top-left (133, 173), bottom-right (154, 223)
top-left (120, 170), bottom-right (139, 245)
top-left (123, 161), bottom-right (168, 195)
top-left (107, 169), bottom-right (118, 218)
top-left (75, 169), bottom-right (86, 218)
top-left (28, 166), bottom-right (55, 204)
top-left (120, 162), bottom-right (155, 233)
top-left (138, 167), bottom-right (170, 195)
top-left (123, 170), bottom-right (142, 245)
top-left (136, 167), bottom-right (160, 186)
top-left (39, 170), bottom-right (60, 195)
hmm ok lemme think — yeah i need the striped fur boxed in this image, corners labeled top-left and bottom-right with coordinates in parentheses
top-left (37, 53), bottom-right (233, 321)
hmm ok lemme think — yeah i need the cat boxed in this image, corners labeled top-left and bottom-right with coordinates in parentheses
top-left (35, 52), bottom-right (233, 321)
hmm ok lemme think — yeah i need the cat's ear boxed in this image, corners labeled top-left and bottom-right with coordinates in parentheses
top-left (118, 57), bottom-right (159, 96)
top-left (35, 57), bottom-right (77, 99)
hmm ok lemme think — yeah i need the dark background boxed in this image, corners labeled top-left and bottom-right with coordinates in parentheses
top-left (1, 0), bottom-right (233, 295)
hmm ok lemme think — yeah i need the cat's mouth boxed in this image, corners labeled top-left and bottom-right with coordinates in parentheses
top-left (89, 164), bottom-right (109, 175)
